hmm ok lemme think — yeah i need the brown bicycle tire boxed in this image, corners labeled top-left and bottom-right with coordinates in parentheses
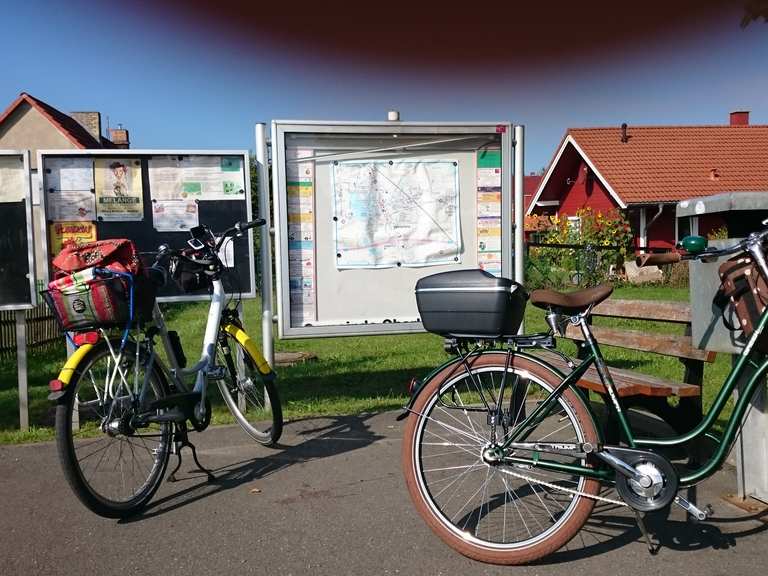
top-left (401, 352), bottom-right (600, 565)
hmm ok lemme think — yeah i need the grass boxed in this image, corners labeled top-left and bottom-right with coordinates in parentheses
top-left (0, 284), bottom-right (736, 444)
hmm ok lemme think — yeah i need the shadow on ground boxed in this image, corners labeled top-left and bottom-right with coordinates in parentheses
top-left (118, 413), bottom-right (384, 523)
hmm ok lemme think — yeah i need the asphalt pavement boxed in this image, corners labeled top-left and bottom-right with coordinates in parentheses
top-left (2, 411), bottom-right (767, 576)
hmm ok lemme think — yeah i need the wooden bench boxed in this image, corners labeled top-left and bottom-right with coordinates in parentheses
top-left (537, 298), bottom-right (715, 438)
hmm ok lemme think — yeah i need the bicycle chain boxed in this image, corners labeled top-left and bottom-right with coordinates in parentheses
top-left (499, 464), bottom-right (628, 507)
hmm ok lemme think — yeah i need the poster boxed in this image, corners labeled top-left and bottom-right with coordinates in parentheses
top-left (0, 156), bottom-right (26, 202)
top-left (46, 157), bottom-right (93, 191)
top-left (286, 147), bottom-right (317, 326)
top-left (148, 155), bottom-right (245, 201)
top-left (152, 199), bottom-right (199, 231)
top-left (333, 159), bottom-right (461, 268)
top-left (48, 189), bottom-right (96, 221)
top-left (48, 221), bottom-right (97, 256)
top-left (476, 150), bottom-right (502, 276)
top-left (94, 158), bottom-right (143, 221)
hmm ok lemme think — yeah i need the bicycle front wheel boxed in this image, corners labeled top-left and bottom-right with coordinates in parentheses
top-left (55, 340), bottom-right (172, 518)
top-left (402, 352), bottom-right (600, 565)
top-left (216, 330), bottom-right (283, 445)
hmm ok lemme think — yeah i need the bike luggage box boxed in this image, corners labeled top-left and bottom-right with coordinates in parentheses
top-left (415, 269), bottom-right (527, 338)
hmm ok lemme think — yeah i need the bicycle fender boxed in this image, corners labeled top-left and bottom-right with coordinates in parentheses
top-left (222, 323), bottom-right (275, 378)
top-left (48, 343), bottom-right (95, 401)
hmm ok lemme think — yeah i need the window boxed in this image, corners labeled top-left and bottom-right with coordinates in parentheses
top-left (677, 216), bottom-right (698, 241)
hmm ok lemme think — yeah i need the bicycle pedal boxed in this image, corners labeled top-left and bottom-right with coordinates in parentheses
top-left (674, 495), bottom-right (712, 522)
top-left (206, 365), bottom-right (227, 381)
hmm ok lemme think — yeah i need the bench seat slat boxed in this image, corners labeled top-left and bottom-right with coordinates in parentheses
top-left (564, 325), bottom-right (715, 363)
top-left (590, 299), bottom-right (691, 323)
top-left (532, 351), bottom-right (701, 398)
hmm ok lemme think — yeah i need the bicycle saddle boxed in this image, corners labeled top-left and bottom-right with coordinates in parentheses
top-left (529, 283), bottom-right (613, 314)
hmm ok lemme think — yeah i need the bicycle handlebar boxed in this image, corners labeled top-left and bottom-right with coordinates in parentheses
top-left (636, 224), bottom-right (768, 267)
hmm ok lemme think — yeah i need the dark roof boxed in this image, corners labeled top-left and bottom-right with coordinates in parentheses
top-left (0, 92), bottom-right (115, 148)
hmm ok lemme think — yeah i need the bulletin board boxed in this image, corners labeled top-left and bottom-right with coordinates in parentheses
top-left (0, 150), bottom-right (36, 310)
top-left (272, 121), bottom-right (515, 338)
top-left (38, 150), bottom-right (255, 302)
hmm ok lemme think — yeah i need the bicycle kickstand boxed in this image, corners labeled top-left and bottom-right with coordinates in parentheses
top-left (167, 422), bottom-right (215, 483)
top-left (634, 511), bottom-right (659, 555)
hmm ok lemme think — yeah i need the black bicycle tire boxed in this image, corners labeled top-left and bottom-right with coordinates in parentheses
top-left (55, 340), bottom-right (171, 518)
top-left (216, 332), bottom-right (283, 446)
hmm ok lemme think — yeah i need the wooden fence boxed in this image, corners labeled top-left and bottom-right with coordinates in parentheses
top-left (0, 302), bottom-right (61, 359)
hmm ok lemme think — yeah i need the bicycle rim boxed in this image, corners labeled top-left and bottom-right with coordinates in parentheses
top-left (216, 332), bottom-right (283, 445)
top-left (56, 341), bottom-right (171, 517)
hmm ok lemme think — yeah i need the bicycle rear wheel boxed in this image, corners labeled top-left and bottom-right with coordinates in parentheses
top-left (55, 340), bottom-right (172, 518)
top-left (216, 331), bottom-right (283, 445)
top-left (402, 352), bottom-right (600, 565)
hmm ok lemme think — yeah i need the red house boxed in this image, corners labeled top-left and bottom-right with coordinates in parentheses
top-left (527, 112), bottom-right (768, 250)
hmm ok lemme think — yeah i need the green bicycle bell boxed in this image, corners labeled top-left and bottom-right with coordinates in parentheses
top-left (679, 235), bottom-right (708, 254)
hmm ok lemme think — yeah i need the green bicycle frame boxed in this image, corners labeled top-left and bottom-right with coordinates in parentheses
top-left (499, 306), bottom-right (768, 487)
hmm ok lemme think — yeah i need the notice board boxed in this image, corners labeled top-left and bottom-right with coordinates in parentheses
top-left (39, 150), bottom-right (255, 301)
top-left (272, 122), bottom-right (515, 338)
top-left (0, 150), bottom-right (35, 310)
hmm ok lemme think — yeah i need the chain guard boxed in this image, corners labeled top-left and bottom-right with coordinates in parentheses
top-left (613, 449), bottom-right (678, 512)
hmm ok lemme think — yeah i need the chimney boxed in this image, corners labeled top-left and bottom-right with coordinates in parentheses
top-left (730, 110), bottom-right (750, 126)
top-left (70, 111), bottom-right (102, 141)
top-left (620, 122), bottom-right (630, 143)
top-left (109, 125), bottom-right (130, 149)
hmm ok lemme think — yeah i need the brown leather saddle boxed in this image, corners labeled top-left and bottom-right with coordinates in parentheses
top-left (529, 283), bottom-right (613, 315)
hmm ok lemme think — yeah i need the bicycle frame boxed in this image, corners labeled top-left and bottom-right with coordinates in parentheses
top-left (495, 307), bottom-right (768, 487)
top-left (149, 278), bottom-right (226, 400)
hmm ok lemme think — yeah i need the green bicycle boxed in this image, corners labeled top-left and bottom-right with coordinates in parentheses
top-left (401, 224), bottom-right (768, 564)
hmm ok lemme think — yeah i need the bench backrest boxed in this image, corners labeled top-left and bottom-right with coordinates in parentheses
top-left (563, 298), bottom-right (716, 363)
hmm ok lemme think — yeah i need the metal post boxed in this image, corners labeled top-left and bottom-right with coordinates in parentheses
top-left (514, 125), bottom-right (525, 287)
top-left (15, 311), bottom-right (28, 431)
top-left (514, 125), bottom-right (525, 333)
top-left (255, 123), bottom-right (275, 367)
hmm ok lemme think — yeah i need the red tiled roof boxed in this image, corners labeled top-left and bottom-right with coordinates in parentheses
top-left (0, 92), bottom-right (113, 148)
top-left (567, 124), bottom-right (768, 204)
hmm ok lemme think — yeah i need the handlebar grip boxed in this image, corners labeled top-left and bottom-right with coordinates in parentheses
top-left (636, 252), bottom-right (681, 267)
top-left (237, 219), bottom-right (266, 232)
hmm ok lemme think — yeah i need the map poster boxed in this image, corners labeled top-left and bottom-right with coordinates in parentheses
top-left (49, 189), bottom-right (96, 222)
top-left (152, 199), bottom-right (199, 232)
top-left (94, 158), bottom-right (143, 221)
top-left (0, 156), bottom-right (25, 202)
top-left (148, 155), bottom-right (245, 201)
top-left (332, 159), bottom-right (461, 269)
top-left (45, 157), bottom-right (93, 191)
top-left (48, 221), bottom-right (97, 256)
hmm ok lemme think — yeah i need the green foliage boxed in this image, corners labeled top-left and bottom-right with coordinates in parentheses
top-left (707, 225), bottom-right (729, 241)
top-left (527, 208), bottom-right (633, 289)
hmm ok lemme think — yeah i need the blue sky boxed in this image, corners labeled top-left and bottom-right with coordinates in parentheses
top-left (1, 2), bottom-right (766, 171)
